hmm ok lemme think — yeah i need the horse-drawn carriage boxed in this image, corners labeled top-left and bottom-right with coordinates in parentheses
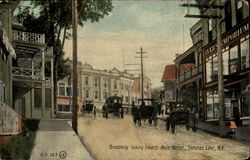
top-left (102, 96), bottom-right (124, 119)
top-left (166, 106), bottom-right (198, 133)
top-left (132, 99), bottom-right (158, 127)
top-left (82, 100), bottom-right (96, 117)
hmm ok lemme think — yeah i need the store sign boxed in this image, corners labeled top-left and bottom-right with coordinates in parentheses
top-left (0, 101), bottom-right (21, 135)
top-left (204, 22), bottom-right (249, 56)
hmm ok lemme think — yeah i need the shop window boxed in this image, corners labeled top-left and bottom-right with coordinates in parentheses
top-left (206, 58), bottom-right (212, 83)
top-left (121, 83), bottom-right (124, 89)
top-left (211, 56), bottom-right (218, 81)
top-left (241, 86), bottom-right (249, 117)
top-left (229, 45), bottom-right (239, 73)
top-left (223, 50), bottom-right (229, 75)
top-left (241, 39), bottom-right (249, 70)
top-left (66, 86), bottom-right (71, 96)
top-left (206, 90), bottom-right (219, 119)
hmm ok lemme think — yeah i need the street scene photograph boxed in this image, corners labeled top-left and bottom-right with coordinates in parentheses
top-left (0, 0), bottom-right (249, 160)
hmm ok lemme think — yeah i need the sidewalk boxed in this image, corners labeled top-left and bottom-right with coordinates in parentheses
top-left (30, 120), bottom-right (93, 160)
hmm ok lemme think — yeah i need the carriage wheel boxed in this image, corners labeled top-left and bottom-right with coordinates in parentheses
top-left (186, 125), bottom-right (190, 131)
top-left (171, 117), bottom-right (175, 133)
top-left (166, 117), bottom-right (170, 131)
top-left (94, 108), bottom-right (96, 117)
top-left (149, 119), bottom-right (153, 125)
top-left (153, 118), bottom-right (158, 127)
top-left (138, 119), bottom-right (141, 127)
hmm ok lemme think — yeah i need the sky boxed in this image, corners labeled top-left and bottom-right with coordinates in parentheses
top-left (64, 0), bottom-right (199, 88)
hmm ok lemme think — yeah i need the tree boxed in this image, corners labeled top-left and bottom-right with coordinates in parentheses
top-left (15, 0), bottom-right (113, 114)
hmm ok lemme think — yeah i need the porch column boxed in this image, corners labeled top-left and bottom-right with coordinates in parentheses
top-left (31, 58), bottom-right (34, 79)
top-left (51, 58), bottom-right (54, 118)
top-left (41, 48), bottom-right (45, 118)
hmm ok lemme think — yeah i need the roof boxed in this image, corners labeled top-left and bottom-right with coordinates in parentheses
top-left (161, 65), bottom-right (175, 82)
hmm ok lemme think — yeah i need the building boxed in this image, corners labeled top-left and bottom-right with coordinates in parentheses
top-left (57, 62), bottom-right (152, 112)
top-left (174, 0), bottom-right (249, 129)
top-left (161, 64), bottom-right (176, 113)
top-left (0, 1), bottom-right (54, 120)
top-left (200, 0), bottom-right (249, 125)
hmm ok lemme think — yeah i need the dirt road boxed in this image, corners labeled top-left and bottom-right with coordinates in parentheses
top-left (78, 113), bottom-right (249, 160)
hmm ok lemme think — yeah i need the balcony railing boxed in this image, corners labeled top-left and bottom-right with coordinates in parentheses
top-left (178, 65), bottom-right (202, 83)
top-left (12, 67), bottom-right (53, 87)
top-left (12, 30), bottom-right (45, 45)
top-left (12, 67), bottom-right (41, 80)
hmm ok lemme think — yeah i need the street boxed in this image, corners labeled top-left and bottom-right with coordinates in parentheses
top-left (78, 113), bottom-right (249, 160)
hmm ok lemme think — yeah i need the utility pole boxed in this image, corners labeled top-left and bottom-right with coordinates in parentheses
top-left (136, 47), bottom-right (147, 99)
top-left (72, 0), bottom-right (78, 134)
top-left (216, 0), bottom-right (226, 137)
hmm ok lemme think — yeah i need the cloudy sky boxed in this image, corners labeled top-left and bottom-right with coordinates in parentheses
top-left (64, 0), bottom-right (199, 87)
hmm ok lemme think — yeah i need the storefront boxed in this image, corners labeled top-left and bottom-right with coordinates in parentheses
top-left (203, 18), bottom-right (249, 125)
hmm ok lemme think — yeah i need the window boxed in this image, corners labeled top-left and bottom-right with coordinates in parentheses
top-left (121, 83), bottom-right (123, 89)
top-left (34, 88), bottom-right (42, 108)
top-left (241, 39), bottom-right (249, 70)
top-left (208, 19), bottom-right (213, 42)
top-left (125, 84), bottom-right (129, 90)
top-left (229, 45), bottom-right (239, 73)
top-left (103, 79), bottom-right (108, 88)
top-left (103, 91), bottom-right (108, 100)
top-left (93, 77), bottom-right (98, 87)
top-left (85, 89), bottom-right (89, 98)
top-left (66, 86), bottom-right (71, 96)
top-left (225, 1), bottom-right (232, 31)
top-left (58, 104), bottom-right (70, 112)
top-left (236, 1), bottom-right (243, 23)
top-left (113, 80), bottom-right (117, 89)
top-left (58, 83), bottom-right (65, 96)
top-left (0, 80), bottom-right (5, 102)
top-left (125, 96), bottom-right (129, 103)
top-left (84, 76), bottom-right (89, 86)
top-left (94, 90), bottom-right (98, 99)
top-left (206, 58), bottom-right (212, 83)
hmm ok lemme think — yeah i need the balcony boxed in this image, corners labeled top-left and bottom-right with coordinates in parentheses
top-left (12, 67), bottom-right (41, 80)
top-left (12, 30), bottom-right (45, 45)
top-left (178, 65), bottom-right (202, 83)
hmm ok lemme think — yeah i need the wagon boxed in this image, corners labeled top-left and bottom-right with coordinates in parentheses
top-left (82, 100), bottom-right (96, 117)
top-left (102, 96), bottom-right (124, 119)
top-left (166, 106), bottom-right (198, 133)
top-left (137, 99), bottom-right (158, 126)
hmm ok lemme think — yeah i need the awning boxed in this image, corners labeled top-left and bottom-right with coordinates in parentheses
top-left (0, 21), bottom-right (16, 58)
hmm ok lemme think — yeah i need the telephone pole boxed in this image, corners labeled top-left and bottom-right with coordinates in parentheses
top-left (72, 0), bottom-right (78, 134)
top-left (136, 47), bottom-right (147, 99)
top-left (216, 0), bottom-right (226, 137)
top-left (181, 0), bottom-right (226, 136)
